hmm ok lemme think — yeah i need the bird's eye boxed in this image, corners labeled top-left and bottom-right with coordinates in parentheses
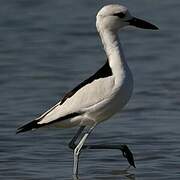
top-left (113, 12), bottom-right (126, 18)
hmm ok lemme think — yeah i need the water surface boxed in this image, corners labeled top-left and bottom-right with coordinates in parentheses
top-left (0, 0), bottom-right (180, 179)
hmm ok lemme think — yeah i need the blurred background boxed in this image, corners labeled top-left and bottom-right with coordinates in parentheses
top-left (0, 0), bottom-right (180, 179)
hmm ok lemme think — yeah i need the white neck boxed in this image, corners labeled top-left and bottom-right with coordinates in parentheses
top-left (97, 27), bottom-right (128, 82)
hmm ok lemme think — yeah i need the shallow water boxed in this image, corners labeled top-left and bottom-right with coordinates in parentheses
top-left (0, 0), bottom-right (180, 179)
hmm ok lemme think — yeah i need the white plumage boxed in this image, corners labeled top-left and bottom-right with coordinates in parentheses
top-left (20, 5), bottom-right (134, 129)
top-left (17, 4), bottom-right (158, 176)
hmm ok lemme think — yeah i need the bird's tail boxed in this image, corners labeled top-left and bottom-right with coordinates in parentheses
top-left (16, 112), bottom-right (81, 134)
top-left (16, 119), bottom-right (43, 134)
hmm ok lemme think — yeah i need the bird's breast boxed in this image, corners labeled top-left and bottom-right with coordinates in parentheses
top-left (91, 66), bottom-right (133, 123)
top-left (116, 64), bottom-right (133, 107)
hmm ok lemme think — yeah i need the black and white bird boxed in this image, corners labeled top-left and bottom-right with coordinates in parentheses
top-left (17, 4), bottom-right (158, 176)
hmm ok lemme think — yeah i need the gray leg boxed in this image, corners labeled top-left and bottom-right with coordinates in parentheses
top-left (69, 126), bottom-right (85, 150)
top-left (69, 125), bottom-right (135, 176)
top-left (83, 144), bottom-right (135, 168)
top-left (73, 124), bottom-right (97, 176)
top-left (68, 124), bottom-right (97, 176)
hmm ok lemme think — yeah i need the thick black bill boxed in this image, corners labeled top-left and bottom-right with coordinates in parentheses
top-left (127, 17), bottom-right (158, 30)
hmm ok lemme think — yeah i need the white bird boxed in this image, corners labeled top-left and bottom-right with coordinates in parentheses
top-left (17, 4), bottom-right (158, 176)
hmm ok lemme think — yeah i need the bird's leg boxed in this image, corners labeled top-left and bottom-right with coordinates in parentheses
top-left (72, 124), bottom-right (97, 176)
top-left (68, 126), bottom-right (135, 174)
top-left (69, 126), bottom-right (86, 177)
top-left (83, 144), bottom-right (136, 168)
top-left (69, 126), bottom-right (86, 150)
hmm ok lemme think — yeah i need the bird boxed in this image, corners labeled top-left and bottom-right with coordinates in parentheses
top-left (16, 4), bottom-right (158, 176)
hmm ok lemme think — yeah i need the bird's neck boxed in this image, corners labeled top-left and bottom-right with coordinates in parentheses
top-left (98, 28), bottom-right (127, 80)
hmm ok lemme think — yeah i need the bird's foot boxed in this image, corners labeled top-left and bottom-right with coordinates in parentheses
top-left (120, 144), bottom-right (136, 168)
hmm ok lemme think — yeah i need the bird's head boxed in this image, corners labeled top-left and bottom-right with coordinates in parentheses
top-left (96, 4), bottom-right (158, 32)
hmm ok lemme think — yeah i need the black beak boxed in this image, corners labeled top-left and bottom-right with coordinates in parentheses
top-left (127, 17), bottom-right (158, 30)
